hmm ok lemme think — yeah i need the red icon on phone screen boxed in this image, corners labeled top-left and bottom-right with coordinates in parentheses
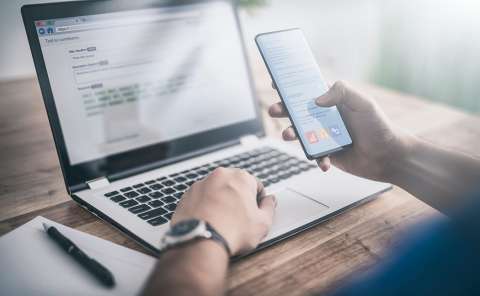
top-left (306, 131), bottom-right (318, 144)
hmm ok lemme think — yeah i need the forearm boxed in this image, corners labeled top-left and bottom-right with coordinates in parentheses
top-left (389, 135), bottom-right (480, 215)
top-left (143, 240), bottom-right (229, 296)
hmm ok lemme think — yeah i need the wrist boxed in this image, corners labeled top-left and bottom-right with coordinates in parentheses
top-left (384, 130), bottom-right (418, 185)
top-left (164, 238), bottom-right (229, 260)
top-left (161, 219), bottom-right (231, 257)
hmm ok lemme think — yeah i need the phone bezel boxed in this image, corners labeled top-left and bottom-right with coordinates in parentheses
top-left (255, 28), bottom-right (353, 160)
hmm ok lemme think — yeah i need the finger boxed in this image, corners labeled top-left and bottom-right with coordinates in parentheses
top-left (240, 170), bottom-right (265, 200)
top-left (328, 152), bottom-right (347, 171)
top-left (268, 102), bottom-right (288, 118)
top-left (282, 126), bottom-right (298, 141)
top-left (255, 176), bottom-right (266, 198)
top-left (232, 168), bottom-right (260, 198)
top-left (271, 81), bottom-right (277, 90)
top-left (316, 157), bottom-right (331, 172)
top-left (258, 195), bottom-right (276, 228)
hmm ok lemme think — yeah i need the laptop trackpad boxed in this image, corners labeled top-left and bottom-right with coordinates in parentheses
top-left (266, 189), bottom-right (329, 240)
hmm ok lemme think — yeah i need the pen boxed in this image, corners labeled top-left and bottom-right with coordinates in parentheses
top-left (42, 223), bottom-right (115, 287)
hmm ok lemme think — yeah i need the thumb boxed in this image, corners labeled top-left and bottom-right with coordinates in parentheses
top-left (259, 195), bottom-right (276, 228)
top-left (315, 80), bottom-right (348, 107)
top-left (316, 80), bottom-right (373, 111)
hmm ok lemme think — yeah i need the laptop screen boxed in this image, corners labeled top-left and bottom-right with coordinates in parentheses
top-left (34, 1), bottom-right (257, 166)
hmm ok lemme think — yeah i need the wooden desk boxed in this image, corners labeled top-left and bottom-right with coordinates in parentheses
top-left (1, 64), bottom-right (479, 295)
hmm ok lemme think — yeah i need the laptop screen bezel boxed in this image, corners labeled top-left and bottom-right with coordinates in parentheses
top-left (22, 0), bottom-right (264, 192)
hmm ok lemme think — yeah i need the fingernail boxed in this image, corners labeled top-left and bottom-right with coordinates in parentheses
top-left (272, 196), bottom-right (277, 208)
top-left (287, 128), bottom-right (295, 137)
top-left (315, 96), bottom-right (324, 104)
top-left (268, 106), bottom-right (275, 115)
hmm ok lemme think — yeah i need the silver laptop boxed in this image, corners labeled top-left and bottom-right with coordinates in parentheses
top-left (22, 0), bottom-right (391, 255)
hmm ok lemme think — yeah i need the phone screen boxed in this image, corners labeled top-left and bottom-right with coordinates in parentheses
top-left (256, 29), bottom-right (352, 159)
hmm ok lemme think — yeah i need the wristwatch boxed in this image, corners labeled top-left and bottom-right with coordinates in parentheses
top-left (159, 219), bottom-right (231, 256)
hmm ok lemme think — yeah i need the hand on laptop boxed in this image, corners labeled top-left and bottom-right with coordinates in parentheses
top-left (269, 81), bottom-right (410, 182)
top-left (172, 167), bottom-right (276, 255)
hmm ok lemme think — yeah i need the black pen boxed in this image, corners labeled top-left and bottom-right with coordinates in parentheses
top-left (42, 223), bottom-right (115, 287)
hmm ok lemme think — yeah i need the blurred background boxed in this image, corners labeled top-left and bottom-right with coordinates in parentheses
top-left (1, 0), bottom-right (480, 113)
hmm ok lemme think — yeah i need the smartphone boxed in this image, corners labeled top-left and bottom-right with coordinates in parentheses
top-left (255, 28), bottom-right (353, 160)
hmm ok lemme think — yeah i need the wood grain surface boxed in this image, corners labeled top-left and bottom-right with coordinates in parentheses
top-left (1, 60), bottom-right (479, 295)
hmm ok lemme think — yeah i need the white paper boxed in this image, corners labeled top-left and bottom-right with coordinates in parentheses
top-left (0, 216), bottom-right (156, 296)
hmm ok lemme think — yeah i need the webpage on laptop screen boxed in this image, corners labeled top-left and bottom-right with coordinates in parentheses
top-left (36, 2), bottom-right (256, 165)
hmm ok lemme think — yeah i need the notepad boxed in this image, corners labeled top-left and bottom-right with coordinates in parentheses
top-left (0, 216), bottom-right (156, 296)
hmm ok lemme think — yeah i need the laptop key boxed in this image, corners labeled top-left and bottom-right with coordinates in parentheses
top-left (128, 204), bottom-right (151, 214)
top-left (162, 188), bottom-right (176, 195)
top-left (150, 184), bottom-right (163, 190)
top-left (179, 169), bottom-right (190, 175)
top-left (206, 166), bottom-right (216, 172)
top-left (148, 200), bottom-right (164, 208)
top-left (278, 173), bottom-right (291, 181)
top-left (133, 184), bottom-right (145, 188)
top-left (164, 212), bottom-right (173, 221)
top-left (149, 191), bottom-right (164, 199)
top-left (136, 195), bottom-right (151, 203)
top-left (147, 216), bottom-right (168, 226)
top-left (164, 203), bottom-right (177, 211)
top-left (145, 180), bottom-right (156, 185)
top-left (104, 191), bottom-right (119, 197)
top-left (138, 208), bottom-right (168, 220)
top-left (197, 169), bottom-right (209, 175)
top-left (174, 176), bottom-right (187, 183)
top-left (119, 199), bottom-right (138, 208)
top-left (258, 173), bottom-right (268, 179)
top-left (291, 168), bottom-right (302, 175)
top-left (173, 192), bottom-right (183, 199)
top-left (120, 187), bottom-right (133, 192)
top-left (138, 187), bottom-right (152, 194)
top-left (174, 184), bottom-right (188, 191)
top-left (162, 180), bottom-right (175, 187)
top-left (161, 196), bottom-right (176, 203)
top-left (124, 191), bottom-right (140, 198)
top-left (299, 163), bottom-right (310, 171)
top-left (185, 173), bottom-right (198, 180)
top-left (110, 195), bottom-right (126, 203)
top-left (260, 147), bottom-right (274, 153)
top-left (269, 177), bottom-right (280, 184)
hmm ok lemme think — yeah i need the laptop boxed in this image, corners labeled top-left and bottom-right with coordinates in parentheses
top-left (22, 0), bottom-right (391, 256)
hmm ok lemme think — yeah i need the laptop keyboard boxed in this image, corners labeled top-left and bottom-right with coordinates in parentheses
top-left (103, 147), bottom-right (317, 227)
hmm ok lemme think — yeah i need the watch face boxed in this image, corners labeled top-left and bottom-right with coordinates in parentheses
top-left (170, 219), bottom-right (200, 237)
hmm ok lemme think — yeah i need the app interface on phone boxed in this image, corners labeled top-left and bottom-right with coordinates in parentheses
top-left (256, 29), bottom-right (352, 156)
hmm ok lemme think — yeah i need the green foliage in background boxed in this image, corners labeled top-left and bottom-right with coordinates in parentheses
top-left (370, 10), bottom-right (480, 114)
top-left (237, 0), bottom-right (269, 8)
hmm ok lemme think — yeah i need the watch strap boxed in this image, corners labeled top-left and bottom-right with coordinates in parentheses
top-left (206, 223), bottom-right (231, 256)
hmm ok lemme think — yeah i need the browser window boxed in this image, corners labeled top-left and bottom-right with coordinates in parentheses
top-left (36, 2), bottom-right (256, 165)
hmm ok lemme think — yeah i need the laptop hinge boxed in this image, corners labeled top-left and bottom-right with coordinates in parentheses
top-left (86, 176), bottom-right (110, 190)
top-left (240, 134), bottom-right (260, 147)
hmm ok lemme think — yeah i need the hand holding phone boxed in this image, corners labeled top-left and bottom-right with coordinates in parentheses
top-left (256, 28), bottom-right (353, 160)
